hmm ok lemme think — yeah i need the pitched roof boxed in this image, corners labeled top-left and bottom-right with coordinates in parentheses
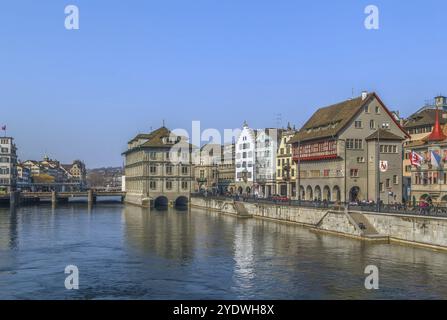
top-left (365, 129), bottom-right (405, 141)
top-left (289, 92), bottom-right (409, 143)
top-left (404, 109), bottom-right (447, 129)
top-left (123, 126), bottom-right (197, 154)
top-left (289, 94), bottom-right (370, 143)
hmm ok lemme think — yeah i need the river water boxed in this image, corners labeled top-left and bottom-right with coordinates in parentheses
top-left (0, 202), bottom-right (447, 299)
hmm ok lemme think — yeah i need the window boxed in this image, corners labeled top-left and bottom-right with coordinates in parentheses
top-left (150, 181), bottom-right (156, 190)
top-left (375, 106), bottom-right (380, 114)
top-left (364, 105), bottom-right (370, 113)
top-left (379, 182), bottom-right (384, 192)
top-left (350, 169), bottom-right (359, 178)
top-left (277, 169), bottom-right (281, 177)
top-left (166, 152), bottom-right (170, 160)
top-left (291, 169), bottom-right (295, 177)
top-left (386, 179), bottom-right (390, 188)
top-left (1, 148), bottom-right (9, 153)
top-left (355, 120), bottom-right (362, 128)
top-left (277, 159), bottom-right (281, 166)
top-left (393, 175), bottom-right (398, 184)
top-left (166, 181), bottom-right (172, 190)
top-left (357, 157), bottom-right (365, 163)
top-left (149, 152), bottom-right (157, 160)
top-left (150, 166), bottom-right (156, 174)
top-left (181, 181), bottom-right (188, 190)
top-left (370, 120), bottom-right (375, 129)
top-left (346, 139), bottom-right (363, 150)
top-left (323, 169), bottom-right (330, 177)
top-left (380, 144), bottom-right (398, 153)
top-left (280, 148), bottom-right (284, 155)
top-left (243, 152), bottom-right (247, 159)
top-left (166, 166), bottom-right (173, 175)
top-left (181, 166), bottom-right (188, 174)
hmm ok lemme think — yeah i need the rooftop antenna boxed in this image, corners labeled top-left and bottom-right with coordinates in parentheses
top-left (162, 119), bottom-right (165, 127)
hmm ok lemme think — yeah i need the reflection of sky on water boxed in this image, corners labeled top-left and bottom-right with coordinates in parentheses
top-left (1, 203), bottom-right (447, 299)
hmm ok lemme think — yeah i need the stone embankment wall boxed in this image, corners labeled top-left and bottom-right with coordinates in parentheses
top-left (191, 196), bottom-right (447, 250)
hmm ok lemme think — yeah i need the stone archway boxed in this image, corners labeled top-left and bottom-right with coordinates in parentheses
top-left (306, 186), bottom-right (313, 201)
top-left (323, 186), bottom-right (331, 201)
top-left (332, 186), bottom-right (341, 202)
top-left (175, 196), bottom-right (188, 209)
top-left (349, 186), bottom-right (360, 202)
top-left (154, 196), bottom-right (169, 209)
top-left (299, 186), bottom-right (305, 200)
top-left (314, 186), bottom-right (322, 201)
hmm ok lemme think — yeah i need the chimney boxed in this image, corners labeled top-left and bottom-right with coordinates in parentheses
top-left (361, 91), bottom-right (368, 101)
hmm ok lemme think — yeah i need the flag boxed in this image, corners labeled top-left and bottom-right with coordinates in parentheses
top-left (431, 151), bottom-right (442, 168)
top-left (1, 125), bottom-right (5, 131)
top-left (410, 151), bottom-right (424, 167)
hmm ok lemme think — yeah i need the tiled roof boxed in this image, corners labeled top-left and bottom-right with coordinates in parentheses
top-left (365, 129), bottom-right (405, 141)
top-left (404, 109), bottom-right (447, 129)
top-left (124, 126), bottom-right (197, 154)
top-left (289, 94), bottom-right (371, 143)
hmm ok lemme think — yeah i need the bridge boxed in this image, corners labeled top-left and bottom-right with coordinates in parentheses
top-left (1, 190), bottom-right (126, 206)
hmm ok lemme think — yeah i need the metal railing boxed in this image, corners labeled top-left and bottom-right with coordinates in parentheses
top-left (191, 193), bottom-right (447, 218)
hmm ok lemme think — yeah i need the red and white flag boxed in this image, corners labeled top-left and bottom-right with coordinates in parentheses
top-left (410, 151), bottom-right (424, 167)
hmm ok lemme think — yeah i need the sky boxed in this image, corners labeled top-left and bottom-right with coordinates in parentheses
top-left (1, 0), bottom-right (446, 168)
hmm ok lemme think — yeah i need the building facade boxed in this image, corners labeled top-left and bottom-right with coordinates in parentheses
top-left (193, 144), bottom-right (220, 193)
top-left (289, 92), bottom-right (408, 204)
top-left (403, 96), bottom-right (447, 202)
top-left (276, 125), bottom-right (297, 197)
top-left (255, 128), bottom-right (280, 197)
top-left (235, 122), bottom-right (256, 194)
top-left (404, 104), bottom-right (447, 205)
top-left (123, 126), bottom-right (194, 207)
top-left (0, 137), bottom-right (17, 193)
top-left (217, 143), bottom-right (235, 194)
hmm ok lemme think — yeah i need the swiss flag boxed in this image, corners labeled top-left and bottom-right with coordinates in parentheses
top-left (410, 151), bottom-right (424, 167)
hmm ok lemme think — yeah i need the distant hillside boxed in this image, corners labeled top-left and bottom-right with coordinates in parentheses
top-left (87, 167), bottom-right (123, 188)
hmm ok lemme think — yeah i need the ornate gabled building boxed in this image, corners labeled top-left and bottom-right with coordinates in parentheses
top-left (402, 96), bottom-right (447, 201)
top-left (123, 126), bottom-right (195, 208)
top-left (235, 122), bottom-right (256, 194)
top-left (289, 92), bottom-right (409, 204)
top-left (404, 102), bottom-right (447, 205)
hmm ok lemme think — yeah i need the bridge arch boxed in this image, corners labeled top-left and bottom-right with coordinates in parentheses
top-left (154, 196), bottom-right (169, 209)
top-left (175, 196), bottom-right (189, 209)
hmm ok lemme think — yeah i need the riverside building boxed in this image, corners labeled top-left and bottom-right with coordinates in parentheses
top-left (0, 137), bottom-right (18, 193)
top-left (123, 126), bottom-right (195, 208)
top-left (289, 92), bottom-right (408, 204)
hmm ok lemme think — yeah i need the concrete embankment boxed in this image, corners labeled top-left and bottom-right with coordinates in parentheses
top-left (191, 196), bottom-right (447, 251)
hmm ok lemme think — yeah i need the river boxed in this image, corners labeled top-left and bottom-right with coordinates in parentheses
top-left (0, 202), bottom-right (447, 299)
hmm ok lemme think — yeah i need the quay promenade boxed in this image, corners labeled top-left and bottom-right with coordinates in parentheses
top-left (191, 194), bottom-right (447, 251)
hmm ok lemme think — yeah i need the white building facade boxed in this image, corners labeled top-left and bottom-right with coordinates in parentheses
top-left (235, 122), bottom-right (256, 194)
top-left (255, 128), bottom-right (279, 197)
top-left (0, 137), bottom-right (18, 193)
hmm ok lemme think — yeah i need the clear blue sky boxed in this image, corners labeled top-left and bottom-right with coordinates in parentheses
top-left (1, 0), bottom-right (446, 167)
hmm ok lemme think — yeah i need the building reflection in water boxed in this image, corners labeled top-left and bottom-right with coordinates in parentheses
top-left (122, 205), bottom-right (195, 262)
top-left (232, 221), bottom-right (255, 291)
